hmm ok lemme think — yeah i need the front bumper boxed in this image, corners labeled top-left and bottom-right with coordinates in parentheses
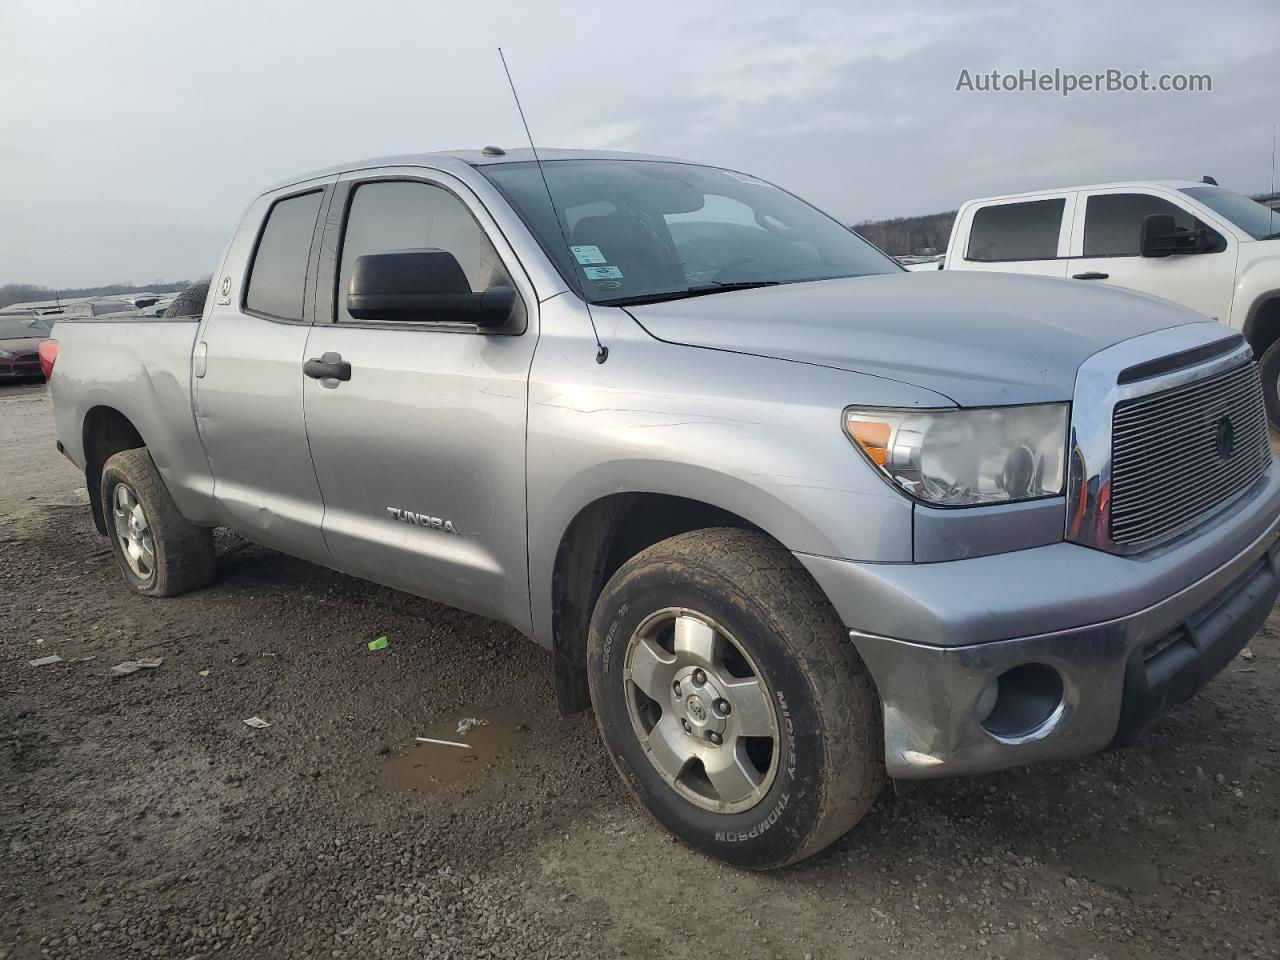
top-left (797, 464), bottom-right (1280, 779)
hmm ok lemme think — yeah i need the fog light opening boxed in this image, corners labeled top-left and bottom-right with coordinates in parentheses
top-left (979, 663), bottom-right (1064, 740)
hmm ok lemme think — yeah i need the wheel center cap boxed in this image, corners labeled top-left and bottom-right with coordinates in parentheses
top-left (686, 695), bottom-right (708, 724)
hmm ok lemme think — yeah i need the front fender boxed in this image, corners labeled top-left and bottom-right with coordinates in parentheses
top-left (525, 306), bottom-right (948, 646)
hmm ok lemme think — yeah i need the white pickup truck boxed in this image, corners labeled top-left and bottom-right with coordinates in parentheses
top-left (942, 181), bottom-right (1280, 421)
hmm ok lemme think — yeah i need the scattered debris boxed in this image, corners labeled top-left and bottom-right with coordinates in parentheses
top-left (456, 717), bottom-right (488, 736)
top-left (197, 670), bottom-right (210, 678)
top-left (243, 717), bottom-right (271, 729)
top-left (368, 635), bottom-right (389, 651)
top-left (110, 657), bottom-right (164, 677)
top-left (70, 656), bottom-right (96, 663)
top-left (1241, 648), bottom-right (1255, 661)
top-left (28, 655), bottom-right (64, 667)
top-left (415, 736), bottom-right (472, 749)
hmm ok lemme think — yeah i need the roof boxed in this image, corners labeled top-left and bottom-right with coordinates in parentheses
top-left (965, 179), bottom-right (1212, 205)
top-left (267, 147), bottom-right (686, 194)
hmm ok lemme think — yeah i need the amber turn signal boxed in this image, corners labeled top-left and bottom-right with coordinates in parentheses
top-left (845, 416), bottom-right (892, 466)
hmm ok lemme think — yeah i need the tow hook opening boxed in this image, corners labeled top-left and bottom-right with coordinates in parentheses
top-left (978, 663), bottom-right (1065, 740)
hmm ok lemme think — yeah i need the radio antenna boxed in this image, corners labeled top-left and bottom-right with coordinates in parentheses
top-left (498, 48), bottom-right (608, 364)
top-left (1270, 123), bottom-right (1277, 238)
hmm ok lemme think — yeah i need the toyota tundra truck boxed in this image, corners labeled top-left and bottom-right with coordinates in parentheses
top-left (44, 149), bottom-right (1280, 869)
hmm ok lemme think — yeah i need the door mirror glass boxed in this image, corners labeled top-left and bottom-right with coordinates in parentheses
top-left (1140, 213), bottom-right (1213, 258)
top-left (346, 250), bottom-right (516, 326)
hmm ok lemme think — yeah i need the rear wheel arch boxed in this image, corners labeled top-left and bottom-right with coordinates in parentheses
top-left (549, 492), bottom-right (790, 715)
top-left (82, 406), bottom-right (146, 535)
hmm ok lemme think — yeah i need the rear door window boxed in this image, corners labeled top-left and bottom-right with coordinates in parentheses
top-left (966, 199), bottom-right (1065, 262)
top-left (245, 190), bottom-right (324, 321)
top-left (1083, 193), bottom-right (1216, 257)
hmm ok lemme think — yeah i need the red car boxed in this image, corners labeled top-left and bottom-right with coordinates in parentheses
top-left (0, 315), bottom-right (50, 382)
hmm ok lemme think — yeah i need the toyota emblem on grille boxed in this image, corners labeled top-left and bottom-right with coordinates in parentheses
top-left (1215, 414), bottom-right (1236, 461)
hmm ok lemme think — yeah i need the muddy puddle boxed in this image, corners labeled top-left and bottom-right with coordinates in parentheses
top-left (378, 706), bottom-right (533, 794)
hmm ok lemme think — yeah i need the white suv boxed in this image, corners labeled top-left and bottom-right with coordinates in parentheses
top-left (943, 181), bottom-right (1280, 422)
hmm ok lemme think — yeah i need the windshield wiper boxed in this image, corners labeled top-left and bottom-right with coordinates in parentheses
top-left (597, 281), bottom-right (780, 307)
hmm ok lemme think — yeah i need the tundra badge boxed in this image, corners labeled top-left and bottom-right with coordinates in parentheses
top-left (386, 507), bottom-right (459, 534)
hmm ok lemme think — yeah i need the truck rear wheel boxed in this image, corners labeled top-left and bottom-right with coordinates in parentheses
top-left (100, 449), bottom-right (216, 597)
top-left (586, 527), bottom-right (884, 869)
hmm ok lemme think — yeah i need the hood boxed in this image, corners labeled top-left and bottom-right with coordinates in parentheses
top-left (0, 336), bottom-right (46, 354)
top-left (624, 271), bottom-right (1211, 406)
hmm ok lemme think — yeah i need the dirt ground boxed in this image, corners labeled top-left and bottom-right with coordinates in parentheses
top-left (2, 380), bottom-right (1278, 960)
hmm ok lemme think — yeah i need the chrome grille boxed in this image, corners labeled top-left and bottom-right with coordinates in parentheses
top-left (1109, 360), bottom-right (1270, 547)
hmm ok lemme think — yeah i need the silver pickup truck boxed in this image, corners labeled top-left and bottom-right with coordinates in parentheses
top-left (46, 148), bottom-right (1280, 869)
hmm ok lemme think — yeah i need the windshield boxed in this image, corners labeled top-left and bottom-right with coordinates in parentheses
top-left (0, 316), bottom-right (44, 340)
top-left (1180, 186), bottom-right (1279, 240)
top-left (480, 159), bottom-right (900, 305)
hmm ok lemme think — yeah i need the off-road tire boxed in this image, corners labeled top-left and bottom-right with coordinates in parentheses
top-left (162, 281), bottom-right (210, 319)
top-left (100, 448), bottom-right (216, 597)
top-left (587, 527), bottom-right (885, 869)
top-left (1258, 340), bottom-right (1280, 431)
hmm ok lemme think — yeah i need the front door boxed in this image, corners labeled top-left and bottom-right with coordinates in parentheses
top-left (1067, 189), bottom-right (1238, 321)
top-left (194, 182), bottom-right (333, 565)
top-left (301, 170), bottom-right (538, 632)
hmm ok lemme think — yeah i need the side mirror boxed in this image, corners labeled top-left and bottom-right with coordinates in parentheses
top-left (346, 249), bottom-right (516, 327)
top-left (1140, 213), bottom-right (1210, 258)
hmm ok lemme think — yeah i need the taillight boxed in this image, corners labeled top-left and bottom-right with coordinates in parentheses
top-left (38, 340), bottom-right (58, 381)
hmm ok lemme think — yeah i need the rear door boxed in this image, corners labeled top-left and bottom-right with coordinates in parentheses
top-left (194, 181), bottom-right (334, 565)
top-left (1066, 188), bottom-right (1238, 320)
top-left (954, 194), bottom-right (1074, 277)
top-left (301, 168), bottom-right (539, 631)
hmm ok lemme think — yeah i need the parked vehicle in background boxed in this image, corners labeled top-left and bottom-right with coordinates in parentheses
top-left (42, 149), bottom-right (1280, 869)
top-left (896, 254), bottom-right (943, 272)
top-left (943, 180), bottom-right (1280, 422)
top-left (0, 315), bottom-right (50, 381)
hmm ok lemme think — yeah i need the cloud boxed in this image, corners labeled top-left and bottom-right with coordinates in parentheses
top-left (1, 0), bottom-right (1276, 285)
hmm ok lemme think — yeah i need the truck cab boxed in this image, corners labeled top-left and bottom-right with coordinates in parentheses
top-left (944, 181), bottom-right (1280, 420)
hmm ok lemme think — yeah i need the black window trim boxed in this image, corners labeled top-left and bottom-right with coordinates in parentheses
top-left (326, 172), bottom-right (529, 336)
top-left (1078, 191), bottom-right (1226, 260)
top-left (241, 185), bottom-right (330, 325)
top-left (963, 197), bottom-right (1069, 264)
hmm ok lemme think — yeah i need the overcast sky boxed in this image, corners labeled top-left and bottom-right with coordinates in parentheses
top-left (2, 0), bottom-right (1277, 287)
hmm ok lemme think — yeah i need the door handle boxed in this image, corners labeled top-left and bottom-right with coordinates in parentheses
top-left (303, 352), bottom-right (352, 382)
top-left (1072, 272), bottom-right (1109, 280)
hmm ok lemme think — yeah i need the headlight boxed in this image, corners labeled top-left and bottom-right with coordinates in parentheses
top-left (844, 404), bottom-right (1068, 506)
top-left (0, 350), bottom-right (12, 359)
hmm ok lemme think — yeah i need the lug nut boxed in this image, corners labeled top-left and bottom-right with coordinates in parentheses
top-left (714, 698), bottom-right (731, 717)
top-left (681, 719), bottom-right (693, 734)
top-left (672, 680), bottom-right (683, 698)
top-left (692, 669), bottom-right (707, 687)
top-left (708, 731), bottom-right (722, 745)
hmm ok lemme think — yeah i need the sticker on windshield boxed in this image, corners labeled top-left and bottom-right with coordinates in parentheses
top-left (570, 244), bottom-right (607, 265)
top-left (583, 265), bottom-right (623, 280)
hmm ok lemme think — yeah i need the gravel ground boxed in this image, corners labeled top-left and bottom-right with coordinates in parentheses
top-left (2, 380), bottom-right (1279, 960)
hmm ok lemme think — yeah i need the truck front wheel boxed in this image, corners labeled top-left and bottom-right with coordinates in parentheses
top-left (586, 527), bottom-right (885, 869)
top-left (1258, 339), bottom-right (1280, 431)
top-left (100, 449), bottom-right (216, 597)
